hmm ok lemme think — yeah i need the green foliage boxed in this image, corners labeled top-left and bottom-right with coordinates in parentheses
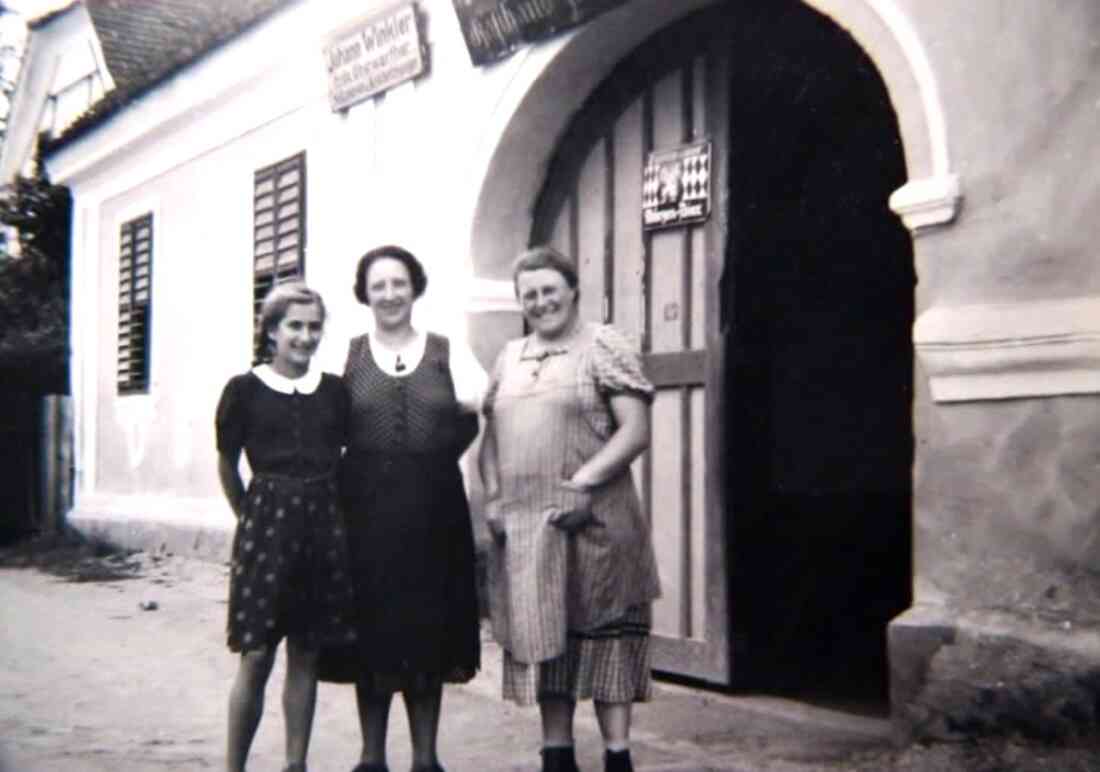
top-left (0, 168), bottom-right (72, 392)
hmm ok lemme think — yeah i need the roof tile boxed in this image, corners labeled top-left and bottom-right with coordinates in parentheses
top-left (47, 0), bottom-right (298, 151)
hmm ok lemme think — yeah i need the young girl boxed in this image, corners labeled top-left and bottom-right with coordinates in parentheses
top-left (215, 281), bottom-right (356, 772)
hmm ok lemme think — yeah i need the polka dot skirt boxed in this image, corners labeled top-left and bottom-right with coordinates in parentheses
top-left (226, 474), bottom-right (358, 653)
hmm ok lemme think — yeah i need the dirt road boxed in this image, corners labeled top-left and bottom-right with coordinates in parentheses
top-left (1, 536), bottom-right (1096, 771)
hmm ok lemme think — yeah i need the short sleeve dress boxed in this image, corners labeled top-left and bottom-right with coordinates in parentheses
top-left (316, 332), bottom-right (481, 691)
top-left (483, 322), bottom-right (661, 706)
top-left (215, 366), bottom-right (358, 653)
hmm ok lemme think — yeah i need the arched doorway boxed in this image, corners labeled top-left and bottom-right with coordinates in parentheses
top-left (529, 0), bottom-right (914, 705)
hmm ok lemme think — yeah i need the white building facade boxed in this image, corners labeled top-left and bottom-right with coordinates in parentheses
top-left (44, 0), bottom-right (1100, 744)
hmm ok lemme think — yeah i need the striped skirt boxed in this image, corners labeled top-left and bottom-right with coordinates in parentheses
top-left (501, 604), bottom-right (652, 706)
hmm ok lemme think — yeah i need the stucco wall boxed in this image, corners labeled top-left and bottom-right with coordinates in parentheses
top-left (907, 0), bottom-right (1100, 612)
top-left (908, 0), bottom-right (1100, 308)
top-left (895, 0), bottom-right (1100, 742)
top-left (54, 0), bottom-right (533, 526)
top-left (93, 113), bottom-right (300, 500)
top-left (914, 388), bottom-right (1100, 619)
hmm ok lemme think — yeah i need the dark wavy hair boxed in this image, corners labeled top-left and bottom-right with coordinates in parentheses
top-left (353, 244), bottom-right (428, 305)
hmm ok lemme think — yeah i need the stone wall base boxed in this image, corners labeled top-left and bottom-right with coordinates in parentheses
top-left (889, 604), bottom-right (1100, 745)
top-left (67, 511), bottom-right (235, 564)
top-left (66, 508), bottom-right (494, 617)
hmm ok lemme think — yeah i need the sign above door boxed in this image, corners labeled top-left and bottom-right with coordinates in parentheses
top-left (324, 3), bottom-right (427, 111)
top-left (642, 140), bottom-right (712, 231)
top-left (452, 0), bottom-right (630, 66)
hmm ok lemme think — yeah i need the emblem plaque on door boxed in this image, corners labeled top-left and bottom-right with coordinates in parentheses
top-left (642, 140), bottom-right (712, 231)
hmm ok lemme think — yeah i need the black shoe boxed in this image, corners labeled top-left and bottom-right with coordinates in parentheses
top-left (541, 746), bottom-right (580, 772)
top-left (604, 749), bottom-right (633, 772)
top-left (350, 764), bottom-right (388, 772)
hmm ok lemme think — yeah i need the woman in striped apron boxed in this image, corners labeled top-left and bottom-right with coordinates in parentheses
top-left (479, 246), bottom-right (661, 772)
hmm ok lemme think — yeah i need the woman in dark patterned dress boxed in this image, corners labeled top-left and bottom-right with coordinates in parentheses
top-left (479, 246), bottom-right (661, 772)
top-left (216, 281), bottom-right (357, 772)
top-left (318, 245), bottom-right (484, 772)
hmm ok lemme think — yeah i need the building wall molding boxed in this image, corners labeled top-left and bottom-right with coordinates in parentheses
top-left (803, 0), bottom-right (963, 233)
top-left (914, 296), bottom-right (1100, 402)
top-left (44, 3), bottom-right (332, 189)
top-left (69, 495), bottom-right (233, 561)
top-left (70, 200), bottom-right (99, 499)
top-left (467, 278), bottom-right (518, 314)
top-left (889, 173), bottom-right (961, 232)
top-left (861, 0), bottom-right (952, 178)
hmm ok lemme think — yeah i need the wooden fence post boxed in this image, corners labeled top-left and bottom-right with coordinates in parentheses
top-left (39, 395), bottom-right (73, 533)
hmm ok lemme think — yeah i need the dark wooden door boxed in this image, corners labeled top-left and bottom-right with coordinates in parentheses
top-left (532, 18), bottom-right (732, 684)
top-left (532, 0), bottom-right (915, 697)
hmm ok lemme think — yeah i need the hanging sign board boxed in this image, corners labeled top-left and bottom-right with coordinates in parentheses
top-left (642, 140), bottom-right (712, 231)
top-left (451, 0), bottom-right (630, 66)
top-left (324, 3), bottom-right (426, 112)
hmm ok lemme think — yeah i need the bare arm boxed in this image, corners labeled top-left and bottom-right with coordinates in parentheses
top-left (477, 422), bottom-right (501, 501)
top-left (549, 393), bottom-right (649, 532)
top-left (568, 393), bottom-right (650, 490)
top-left (477, 423), bottom-right (506, 541)
top-left (217, 450), bottom-right (246, 519)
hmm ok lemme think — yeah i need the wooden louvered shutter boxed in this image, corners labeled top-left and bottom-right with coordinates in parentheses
top-left (117, 213), bottom-right (153, 394)
top-left (252, 152), bottom-right (306, 362)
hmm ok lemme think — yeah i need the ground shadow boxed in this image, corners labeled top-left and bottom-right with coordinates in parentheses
top-left (0, 528), bottom-right (145, 582)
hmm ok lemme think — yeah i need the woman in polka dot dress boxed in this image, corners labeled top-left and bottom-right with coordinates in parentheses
top-left (215, 282), bottom-right (357, 772)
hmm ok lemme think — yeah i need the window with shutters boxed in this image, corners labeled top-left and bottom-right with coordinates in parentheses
top-left (253, 152), bottom-right (306, 362)
top-left (117, 213), bottom-right (153, 394)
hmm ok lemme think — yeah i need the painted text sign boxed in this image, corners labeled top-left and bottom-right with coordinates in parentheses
top-left (642, 141), bottom-right (712, 231)
top-left (452, 0), bottom-right (630, 66)
top-left (324, 3), bottom-right (425, 111)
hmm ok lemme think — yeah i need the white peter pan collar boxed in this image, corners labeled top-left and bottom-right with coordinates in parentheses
top-left (252, 363), bottom-right (322, 395)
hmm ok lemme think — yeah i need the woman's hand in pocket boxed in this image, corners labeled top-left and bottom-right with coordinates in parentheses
top-left (549, 480), bottom-right (594, 532)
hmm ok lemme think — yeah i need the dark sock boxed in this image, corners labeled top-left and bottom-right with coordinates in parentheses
top-left (541, 746), bottom-right (580, 772)
top-left (604, 747), bottom-right (634, 772)
top-left (350, 763), bottom-right (389, 772)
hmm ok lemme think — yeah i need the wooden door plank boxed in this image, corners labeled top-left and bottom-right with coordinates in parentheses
top-left (679, 385), bottom-right (694, 638)
top-left (690, 386), bottom-right (707, 639)
top-left (645, 350), bottom-right (706, 387)
top-left (699, 32), bottom-right (732, 684)
top-left (578, 140), bottom-right (608, 324)
top-left (650, 229), bottom-right (686, 354)
top-left (611, 99), bottom-right (645, 340)
top-left (548, 194), bottom-right (571, 255)
top-left (650, 389), bottom-right (685, 638)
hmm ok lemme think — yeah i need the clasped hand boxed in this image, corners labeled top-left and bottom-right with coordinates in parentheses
top-left (547, 479), bottom-right (594, 532)
top-left (484, 479), bottom-right (595, 543)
